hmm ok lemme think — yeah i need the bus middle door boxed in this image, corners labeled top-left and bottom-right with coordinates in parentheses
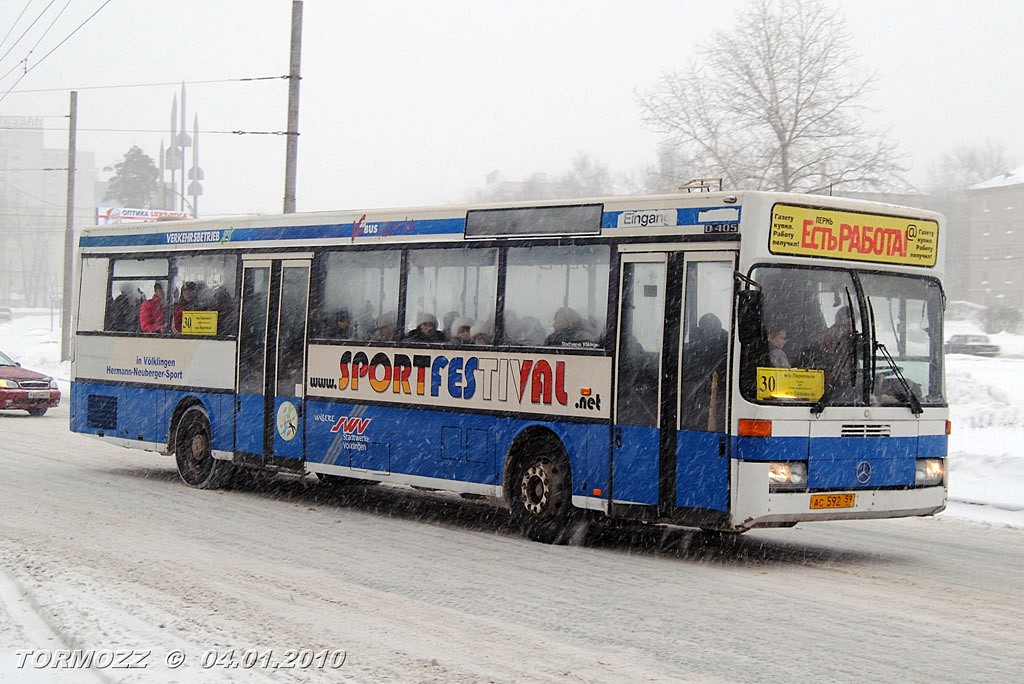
top-left (612, 253), bottom-right (673, 511)
top-left (235, 256), bottom-right (312, 470)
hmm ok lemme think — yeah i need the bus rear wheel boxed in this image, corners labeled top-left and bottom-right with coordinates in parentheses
top-left (175, 407), bottom-right (233, 489)
top-left (510, 451), bottom-right (574, 544)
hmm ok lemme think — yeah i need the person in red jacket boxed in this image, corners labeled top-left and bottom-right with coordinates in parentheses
top-left (139, 282), bottom-right (167, 333)
top-left (172, 281), bottom-right (197, 333)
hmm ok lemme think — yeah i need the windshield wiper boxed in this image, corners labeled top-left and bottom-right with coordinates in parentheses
top-left (810, 390), bottom-right (831, 415)
top-left (874, 342), bottom-right (923, 415)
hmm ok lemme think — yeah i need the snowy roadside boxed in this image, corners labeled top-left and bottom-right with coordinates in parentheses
top-left (2, 309), bottom-right (1022, 529)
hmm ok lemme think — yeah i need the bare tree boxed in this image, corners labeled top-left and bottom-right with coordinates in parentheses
top-left (927, 141), bottom-right (1016, 198)
top-left (635, 144), bottom-right (698, 195)
top-left (637, 0), bottom-right (905, 193)
top-left (557, 154), bottom-right (616, 198)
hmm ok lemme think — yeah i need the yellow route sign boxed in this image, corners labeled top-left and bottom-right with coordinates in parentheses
top-left (180, 310), bottom-right (219, 336)
top-left (756, 367), bottom-right (825, 401)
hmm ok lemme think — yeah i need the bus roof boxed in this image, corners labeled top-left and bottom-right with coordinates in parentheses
top-left (78, 190), bottom-right (943, 257)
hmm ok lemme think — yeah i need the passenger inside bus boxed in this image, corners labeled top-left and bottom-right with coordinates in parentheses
top-left (767, 324), bottom-right (790, 368)
top-left (818, 306), bottom-right (856, 393)
top-left (172, 281), bottom-right (198, 333)
top-left (545, 307), bottom-right (595, 347)
top-left (211, 286), bottom-right (235, 336)
top-left (106, 284), bottom-right (139, 332)
top-left (470, 320), bottom-right (493, 345)
top-left (451, 317), bottom-right (473, 344)
top-left (404, 313), bottom-right (446, 343)
top-left (372, 312), bottom-right (397, 341)
top-left (681, 313), bottom-right (728, 431)
top-left (325, 309), bottom-right (353, 339)
top-left (139, 282), bottom-right (167, 333)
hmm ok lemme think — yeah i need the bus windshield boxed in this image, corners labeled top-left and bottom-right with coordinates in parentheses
top-left (743, 265), bottom-right (945, 408)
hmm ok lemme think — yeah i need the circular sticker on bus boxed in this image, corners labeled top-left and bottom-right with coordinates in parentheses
top-left (276, 401), bottom-right (299, 441)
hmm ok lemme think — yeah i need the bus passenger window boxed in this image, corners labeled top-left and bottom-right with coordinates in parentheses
top-left (318, 251), bottom-right (400, 341)
top-left (171, 254), bottom-right (238, 337)
top-left (504, 245), bottom-right (609, 348)
top-left (402, 248), bottom-right (497, 342)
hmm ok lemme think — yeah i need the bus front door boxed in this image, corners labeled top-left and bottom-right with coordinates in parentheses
top-left (235, 257), bottom-right (312, 469)
top-left (612, 251), bottom-right (734, 517)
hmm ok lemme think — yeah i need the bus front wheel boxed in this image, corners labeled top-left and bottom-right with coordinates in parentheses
top-left (174, 407), bottom-right (233, 489)
top-left (510, 450), bottom-right (574, 544)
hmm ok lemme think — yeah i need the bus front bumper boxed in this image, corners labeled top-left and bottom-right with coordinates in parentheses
top-left (732, 461), bottom-right (947, 530)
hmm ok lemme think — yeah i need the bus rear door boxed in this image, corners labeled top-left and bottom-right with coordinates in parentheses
top-left (235, 256), bottom-right (312, 469)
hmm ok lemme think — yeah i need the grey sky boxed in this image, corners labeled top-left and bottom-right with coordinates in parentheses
top-left (1, 0), bottom-right (1021, 217)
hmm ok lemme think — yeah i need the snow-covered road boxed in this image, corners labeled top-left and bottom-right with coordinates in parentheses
top-left (2, 402), bottom-right (1022, 684)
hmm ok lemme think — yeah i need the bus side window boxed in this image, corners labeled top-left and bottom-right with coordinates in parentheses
top-left (503, 245), bottom-right (609, 349)
top-left (171, 254), bottom-right (238, 337)
top-left (402, 248), bottom-right (498, 342)
top-left (78, 257), bottom-right (110, 332)
top-left (317, 251), bottom-right (400, 342)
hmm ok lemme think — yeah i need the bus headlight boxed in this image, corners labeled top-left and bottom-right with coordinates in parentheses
top-left (769, 461), bottom-right (807, 491)
top-left (915, 458), bottom-right (944, 486)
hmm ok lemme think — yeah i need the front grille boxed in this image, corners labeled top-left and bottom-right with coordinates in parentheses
top-left (841, 423), bottom-right (892, 438)
top-left (18, 379), bottom-right (49, 389)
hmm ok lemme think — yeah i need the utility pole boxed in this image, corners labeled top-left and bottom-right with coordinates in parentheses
top-left (60, 91), bottom-right (77, 361)
top-left (283, 0), bottom-right (303, 213)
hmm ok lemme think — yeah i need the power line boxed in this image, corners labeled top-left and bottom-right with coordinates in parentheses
top-left (0, 125), bottom-right (290, 135)
top-left (0, 0), bottom-right (114, 105)
top-left (0, 0), bottom-right (57, 70)
top-left (5, 74), bottom-right (289, 94)
top-left (0, 1), bottom-right (35, 57)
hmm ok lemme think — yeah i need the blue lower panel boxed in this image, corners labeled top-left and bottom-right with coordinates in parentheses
top-left (733, 434), bottom-right (942, 489)
top-left (71, 381), bottom-right (234, 452)
top-left (808, 437), bottom-right (916, 489)
top-left (677, 430), bottom-right (729, 511)
top-left (611, 425), bottom-right (659, 505)
top-left (235, 393), bottom-right (264, 454)
top-left (304, 400), bottom-right (609, 495)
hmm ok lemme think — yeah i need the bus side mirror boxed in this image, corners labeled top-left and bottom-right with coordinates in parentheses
top-left (737, 290), bottom-right (764, 345)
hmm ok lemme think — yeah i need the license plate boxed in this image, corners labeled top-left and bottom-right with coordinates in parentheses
top-left (810, 493), bottom-right (856, 510)
top-left (27, 390), bottom-right (49, 399)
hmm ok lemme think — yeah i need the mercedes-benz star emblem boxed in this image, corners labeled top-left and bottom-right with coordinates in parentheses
top-left (856, 460), bottom-right (872, 484)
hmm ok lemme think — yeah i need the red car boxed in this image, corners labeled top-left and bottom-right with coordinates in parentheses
top-left (0, 350), bottom-right (61, 416)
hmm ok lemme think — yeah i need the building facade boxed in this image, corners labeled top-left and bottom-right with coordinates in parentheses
top-left (967, 168), bottom-right (1024, 309)
top-left (0, 115), bottom-right (96, 306)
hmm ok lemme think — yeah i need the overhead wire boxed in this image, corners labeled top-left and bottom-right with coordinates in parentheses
top-left (1, 125), bottom-right (289, 135)
top-left (7, 74), bottom-right (290, 94)
top-left (0, 1), bottom-right (35, 56)
top-left (0, 0), bottom-right (57, 69)
top-left (0, 0), bottom-right (113, 105)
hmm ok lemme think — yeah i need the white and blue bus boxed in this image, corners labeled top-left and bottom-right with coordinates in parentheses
top-left (71, 191), bottom-right (948, 542)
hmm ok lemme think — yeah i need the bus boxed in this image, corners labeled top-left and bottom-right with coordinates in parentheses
top-left (70, 191), bottom-right (948, 543)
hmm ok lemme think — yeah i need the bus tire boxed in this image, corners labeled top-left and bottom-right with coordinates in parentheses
top-left (174, 406), bottom-right (233, 490)
top-left (510, 447), bottom-right (575, 544)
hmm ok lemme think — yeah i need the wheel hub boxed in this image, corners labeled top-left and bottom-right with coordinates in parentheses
top-left (521, 461), bottom-right (552, 515)
top-left (188, 431), bottom-right (208, 466)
